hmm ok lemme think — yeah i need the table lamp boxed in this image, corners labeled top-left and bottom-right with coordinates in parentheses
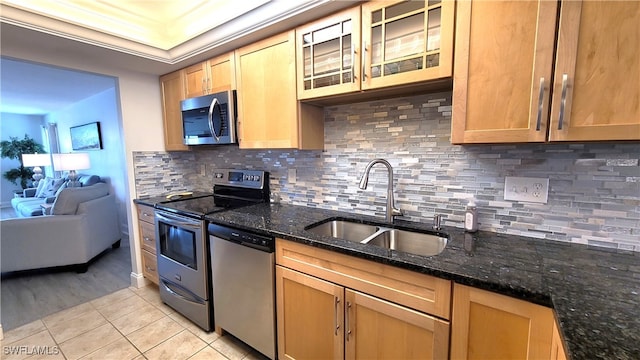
top-left (21, 153), bottom-right (52, 186)
top-left (52, 153), bottom-right (91, 186)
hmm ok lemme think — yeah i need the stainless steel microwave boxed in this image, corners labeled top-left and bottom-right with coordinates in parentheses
top-left (181, 90), bottom-right (236, 145)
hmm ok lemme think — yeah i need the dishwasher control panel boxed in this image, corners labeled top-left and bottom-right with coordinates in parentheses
top-left (208, 223), bottom-right (274, 252)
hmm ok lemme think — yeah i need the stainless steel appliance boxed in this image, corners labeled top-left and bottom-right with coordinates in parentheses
top-left (209, 224), bottom-right (276, 359)
top-left (154, 169), bottom-right (269, 331)
top-left (181, 89), bottom-right (236, 145)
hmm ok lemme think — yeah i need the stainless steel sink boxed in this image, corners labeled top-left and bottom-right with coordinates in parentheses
top-left (365, 229), bottom-right (448, 256)
top-left (305, 219), bottom-right (379, 242)
top-left (305, 218), bottom-right (448, 257)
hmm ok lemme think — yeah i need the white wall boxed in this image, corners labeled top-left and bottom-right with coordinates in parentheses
top-left (0, 113), bottom-right (46, 207)
top-left (46, 87), bottom-right (129, 236)
top-left (0, 46), bottom-right (167, 288)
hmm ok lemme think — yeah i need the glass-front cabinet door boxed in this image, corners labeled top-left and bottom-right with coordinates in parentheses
top-left (296, 7), bottom-right (361, 100)
top-left (361, 0), bottom-right (454, 90)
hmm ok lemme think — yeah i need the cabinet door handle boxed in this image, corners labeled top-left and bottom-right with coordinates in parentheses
top-left (351, 43), bottom-right (356, 82)
top-left (144, 237), bottom-right (151, 242)
top-left (362, 40), bottom-right (367, 81)
top-left (558, 74), bottom-right (569, 130)
top-left (536, 77), bottom-right (545, 131)
top-left (207, 78), bottom-right (211, 93)
top-left (201, 78), bottom-right (206, 94)
top-left (334, 296), bottom-right (341, 335)
top-left (346, 301), bottom-right (352, 341)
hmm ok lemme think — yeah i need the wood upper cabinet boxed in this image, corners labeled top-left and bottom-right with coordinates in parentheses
top-left (296, 6), bottom-right (362, 100)
top-left (296, 1), bottom-right (455, 100)
top-left (452, 0), bottom-right (558, 144)
top-left (452, 0), bottom-right (640, 144)
top-left (361, 0), bottom-right (455, 90)
top-left (548, 1), bottom-right (640, 141)
top-left (160, 70), bottom-right (189, 151)
top-left (451, 283), bottom-right (554, 359)
top-left (236, 31), bottom-right (324, 149)
top-left (184, 52), bottom-right (236, 98)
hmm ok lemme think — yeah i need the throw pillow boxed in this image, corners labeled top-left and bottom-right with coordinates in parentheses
top-left (34, 177), bottom-right (50, 198)
top-left (38, 178), bottom-right (66, 198)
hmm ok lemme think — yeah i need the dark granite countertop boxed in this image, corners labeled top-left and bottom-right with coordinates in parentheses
top-left (205, 203), bottom-right (640, 360)
top-left (133, 196), bottom-right (169, 207)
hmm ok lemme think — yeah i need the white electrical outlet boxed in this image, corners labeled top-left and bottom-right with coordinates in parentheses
top-left (504, 176), bottom-right (549, 204)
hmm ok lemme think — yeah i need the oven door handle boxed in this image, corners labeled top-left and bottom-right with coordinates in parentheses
top-left (155, 212), bottom-right (199, 228)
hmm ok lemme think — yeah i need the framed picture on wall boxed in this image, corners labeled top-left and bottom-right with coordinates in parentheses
top-left (70, 122), bottom-right (102, 150)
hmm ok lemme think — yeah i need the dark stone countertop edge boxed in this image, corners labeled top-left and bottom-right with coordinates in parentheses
top-left (202, 202), bottom-right (639, 360)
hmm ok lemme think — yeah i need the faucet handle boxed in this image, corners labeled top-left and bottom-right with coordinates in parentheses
top-left (433, 214), bottom-right (442, 230)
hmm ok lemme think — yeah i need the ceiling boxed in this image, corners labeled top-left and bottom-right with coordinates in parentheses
top-left (0, 58), bottom-right (117, 115)
top-left (0, 0), bottom-right (354, 115)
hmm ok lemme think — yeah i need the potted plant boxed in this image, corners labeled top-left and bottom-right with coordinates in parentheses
top-left (0, 134), bottom-right (46, 190)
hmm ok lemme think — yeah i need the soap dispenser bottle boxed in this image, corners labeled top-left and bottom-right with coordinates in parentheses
top-left (465, 198), bottom-right (478, 232)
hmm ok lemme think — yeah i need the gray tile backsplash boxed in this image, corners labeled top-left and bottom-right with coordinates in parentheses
top-left (133, 91), bottom-right (640, 251)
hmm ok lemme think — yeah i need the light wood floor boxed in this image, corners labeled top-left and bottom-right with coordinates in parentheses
top-left (1, 206), bottom-right (132, 332)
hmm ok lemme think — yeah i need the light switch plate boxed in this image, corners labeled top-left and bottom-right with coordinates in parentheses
top-left (504, 176), bottom-right (549, 204)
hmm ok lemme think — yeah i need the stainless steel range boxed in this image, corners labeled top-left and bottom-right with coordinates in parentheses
top-left (154, 169), bottom-right (269, 331)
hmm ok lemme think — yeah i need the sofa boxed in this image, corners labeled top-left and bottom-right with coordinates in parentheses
top-left (11, 174), bottom-right (102, 217)
top-left (1, 182), bottom-right (122, 273)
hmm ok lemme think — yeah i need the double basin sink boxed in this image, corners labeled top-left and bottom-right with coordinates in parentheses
top-left (305, 218), bottom-right (448, 257)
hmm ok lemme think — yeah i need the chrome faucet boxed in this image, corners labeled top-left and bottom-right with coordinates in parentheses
top-left (358, 158), bottom-right (403, 223)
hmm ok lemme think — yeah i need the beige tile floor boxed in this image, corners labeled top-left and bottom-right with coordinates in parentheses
top-left (1, 285), bottom-right (268, 360)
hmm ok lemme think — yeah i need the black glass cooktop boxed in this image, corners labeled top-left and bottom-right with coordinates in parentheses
top-left (156, 195), bottom-right (226, 218)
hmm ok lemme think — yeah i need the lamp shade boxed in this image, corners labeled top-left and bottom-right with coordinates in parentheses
top-left (52, 153), bottom-right (91, 172)
top-left (22, 153), bottom-right (51, 167)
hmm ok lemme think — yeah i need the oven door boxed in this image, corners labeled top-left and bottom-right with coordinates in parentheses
top-left (154, 210), bottom-right (209, 300)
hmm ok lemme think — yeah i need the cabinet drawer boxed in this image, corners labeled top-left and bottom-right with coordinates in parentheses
top-left (276, 239), bottom-right (451, 319)
top-left (137, 204), bottom-right (155, 224)
top-left (142, 249), bottom-right (159, 285)
top-left (139, 220), bottom-right (156, 253)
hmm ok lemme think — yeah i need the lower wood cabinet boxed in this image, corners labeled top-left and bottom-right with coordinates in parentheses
top-left (550, 319), bottom-right (568, 360)
top-left (136, 204), bottom-right (158, 285)
top-left (276, 266), bottom-right (343, 359)
top-left (451, 283), bottom-right (555, 359)
top-left (275, 239), bottom-right (450, 359)
top-left (345, 288), bottom-right (449, 360)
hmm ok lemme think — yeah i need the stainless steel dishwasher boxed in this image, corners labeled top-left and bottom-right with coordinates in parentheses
top-left (208, 223), bottom-right (276, 359)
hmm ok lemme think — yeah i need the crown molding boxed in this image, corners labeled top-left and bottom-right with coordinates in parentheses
top-left (1, 0), bottom-right (350, 67)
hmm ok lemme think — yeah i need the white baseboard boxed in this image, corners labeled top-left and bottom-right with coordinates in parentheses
top-left (0, 323), bottom-right (4, 340)
top-left (130, 272), bottom-right (150, 288)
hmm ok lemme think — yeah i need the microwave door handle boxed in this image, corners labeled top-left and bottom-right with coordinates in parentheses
top-left (208, 97), bottom-right (221, 142)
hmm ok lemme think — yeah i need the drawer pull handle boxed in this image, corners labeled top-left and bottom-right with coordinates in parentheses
top-left (145, 266), bottom-right (155, 271)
